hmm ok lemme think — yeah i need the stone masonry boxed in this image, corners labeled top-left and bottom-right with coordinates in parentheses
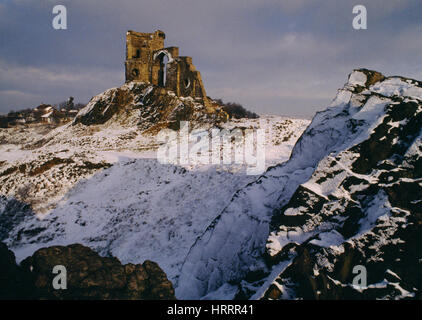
top-left (125, 30), bottom-right (209, 106)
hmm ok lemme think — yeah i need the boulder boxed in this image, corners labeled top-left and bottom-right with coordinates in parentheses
top-left (0, 242), bottom-right (175, 300)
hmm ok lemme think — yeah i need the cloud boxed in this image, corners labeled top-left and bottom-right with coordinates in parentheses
top-left (0, 60), bottom-right (121, 86)
top-left (0, 59), bottom-right (123, 112)
top-left (1, 0), bottom-right (422, 117)
top-left (0, 90), bottom-right (43, 114)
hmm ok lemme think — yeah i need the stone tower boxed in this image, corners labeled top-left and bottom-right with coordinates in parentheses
top-left (125, 30), bottom-right (209, 106)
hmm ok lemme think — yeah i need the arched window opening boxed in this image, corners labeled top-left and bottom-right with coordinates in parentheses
top-left (158, 53), bottom-right (170, 87)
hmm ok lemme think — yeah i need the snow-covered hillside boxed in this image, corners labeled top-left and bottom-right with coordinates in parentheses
top-left (177, 69), bottom-right (422, 300)
top-left (0, 82), bottom-right (309, 296)
top-left (2, 69), bottom-right (420, 300)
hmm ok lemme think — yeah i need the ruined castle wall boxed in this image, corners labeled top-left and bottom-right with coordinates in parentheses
top-left (173, 57), bottom-right (208, 102)
top-left (125, 30), bottom-right (209, 106)
top-left (166, 62), bottom-right (180, 95)
top-left (151, 47), bottom-right (179, 87)
top-left (125, 30), bottom-right (165, 82)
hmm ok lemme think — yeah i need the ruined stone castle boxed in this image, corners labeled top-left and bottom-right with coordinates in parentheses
top-left (125, 30), bottom-right (209, 106)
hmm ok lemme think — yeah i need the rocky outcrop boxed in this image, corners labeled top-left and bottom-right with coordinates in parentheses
top-left (0, 242), bottom-right (34, 299)
top-left (257, 69), bottom-right (422, 300)
top-left (177, 69), bottom-right (422, 300)
top-left (73, 82), bottom-right (228, 132)
top-left (0, 243), bottom-right (175, 300)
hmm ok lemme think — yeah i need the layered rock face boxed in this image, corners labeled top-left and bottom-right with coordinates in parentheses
top-left (259, 69), bottom-right (422, 300)
top-left (246, 69), bottom-right (422, 300)
top-left (177, 69), bottom-right (422, 300)
top-left (0, 243), bottom-right (175, 300)
top-left (73, 81), bottom-right (228, 131)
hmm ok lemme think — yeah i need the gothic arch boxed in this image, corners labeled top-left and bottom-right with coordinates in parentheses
top-left (154, 50), bottom-right (172, 87)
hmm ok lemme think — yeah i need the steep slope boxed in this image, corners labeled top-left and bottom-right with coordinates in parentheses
top-left (258, 71), bottom-right (422, 300)
top-left (177, 69), bottom-right (422, 299)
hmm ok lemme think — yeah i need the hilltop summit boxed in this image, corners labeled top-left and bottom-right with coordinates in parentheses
top-left (72, 30), bottom-right (229, 132)
top-left (73, 81), bottom-right (228, 132)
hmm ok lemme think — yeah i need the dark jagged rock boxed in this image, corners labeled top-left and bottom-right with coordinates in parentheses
top-left (0, 243), bottom-right (175, 300)
top-left (0, 242), bottom-right (35, 299)
top-left (356, 68), bottom-right (385, 88)
top-left (258, 70), bottom-right (422, 300)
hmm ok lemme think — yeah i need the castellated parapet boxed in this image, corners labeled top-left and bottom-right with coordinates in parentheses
top-left (125, 30), bottom-right (209, 106)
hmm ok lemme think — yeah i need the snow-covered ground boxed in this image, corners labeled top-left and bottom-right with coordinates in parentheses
top-left (0, 114), bottom-right (309, 296)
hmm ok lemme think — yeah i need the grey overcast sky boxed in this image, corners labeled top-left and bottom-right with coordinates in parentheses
top-left (1, 0), bottom-right (422, 118)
